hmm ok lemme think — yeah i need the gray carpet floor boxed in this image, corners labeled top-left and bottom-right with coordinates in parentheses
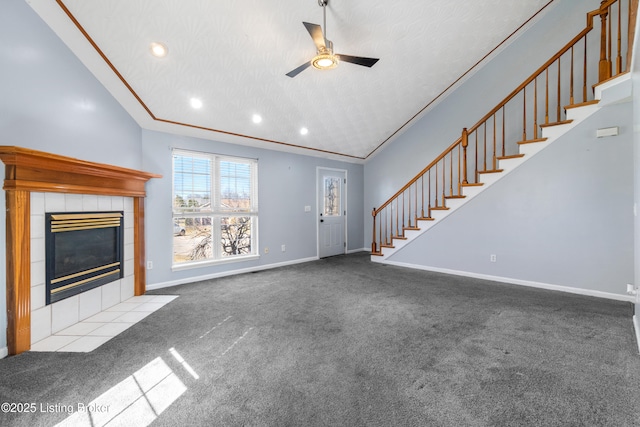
top-left (1, 252), bottom-right (639, 426)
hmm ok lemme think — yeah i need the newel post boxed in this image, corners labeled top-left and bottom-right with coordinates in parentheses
top-left (461, 128), bottom-right (469, 185)
top-left (628, 0), bottom-right (638, 73)
top-left (371, 207), bottom-right (377, 253)
top-left (599, 0), bottom-right (612, 82)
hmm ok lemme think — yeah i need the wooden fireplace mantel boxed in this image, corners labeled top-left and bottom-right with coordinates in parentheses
top-left (0, 146), bottom-right (160, 196)
top-left (0, 146), bottom-right (161, 355)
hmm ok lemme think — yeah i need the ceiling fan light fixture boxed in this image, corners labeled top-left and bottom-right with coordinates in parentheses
top-left (312, 53), bottom-right (338, 70)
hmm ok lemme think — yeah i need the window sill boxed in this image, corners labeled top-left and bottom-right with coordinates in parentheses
top-left (171, 254), bottom-right (260, 272)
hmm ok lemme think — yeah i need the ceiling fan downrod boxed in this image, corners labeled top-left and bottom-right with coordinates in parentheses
top-left (319, 0), bottom-right (328, 47)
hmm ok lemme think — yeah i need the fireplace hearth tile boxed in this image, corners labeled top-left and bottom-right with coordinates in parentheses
top-left (126, 295), bottom-right (159, 302)
top-left (79, 287), bottom-right (102, 321)
top-left (58, 336), bottom-right (112, 353)
top-left (132, 302), bottom-right (169, 312)
top-left (120, 276), bottom-right (135, 301)
top-left (56, 322), bottom-right (106, 336)
top-left (105, 302), bottom-right (142, 312)
top-left (31, 284), bottom-right (46, 311)
top-left (31, 306), bottom-right (52, 344)
top-left (101, 281), bottom-right (121, 310)
top-left (51, 295), bottom-right (79, 334)
top-left (31, 335), bottom-right (79, 352)
top-left (148, 295), bottom-right (180, 303)
top-left (30, 295), bottom-right (178, 353)
top-left (88, 322), bottom-right (134, 337)
top-left (113, 311), bottom-right (152, 323)
top-left (84, 311), bottom-right (125, 323)
top-left (31, 260), bottom-right (46, 288)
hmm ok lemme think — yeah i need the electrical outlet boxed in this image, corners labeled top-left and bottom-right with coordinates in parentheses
top-left (490, 254), bottom-right (497, 263)
top-left (281, 244), bottom-right (286, 252)
top-left (264, 247), bottom-right (269, 254)
top-left (147, 261), bottom-right (153, 270)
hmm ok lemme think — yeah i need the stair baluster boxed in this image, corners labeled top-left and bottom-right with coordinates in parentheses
top-left (371, 0), bottom-right (636, 257)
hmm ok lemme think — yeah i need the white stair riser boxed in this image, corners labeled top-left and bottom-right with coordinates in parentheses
top-left (566, 105), bottom-right (599, 121)
top-left (445, 198), bottom-right (466, 210)
top-left (519, 141), bottom-right (549, 157)
top-left (377, 99), bottom-right (603, 258)
top-left (498, 157), bottom-right (526, 171)
top-left (461, 186), bottom-right (484, 198)
top-left (478, 172), bottom-right (502, 186)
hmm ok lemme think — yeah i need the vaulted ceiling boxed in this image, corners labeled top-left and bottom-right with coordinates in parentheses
top-left (27, 0), bottom-right (554, 162)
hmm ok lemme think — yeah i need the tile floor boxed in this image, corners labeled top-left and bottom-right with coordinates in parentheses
top-left (30, 295), bottom-right (178, 353)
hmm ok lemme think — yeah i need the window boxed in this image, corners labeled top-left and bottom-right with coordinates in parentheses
top-left (172, 149), bottom-right (258, 267)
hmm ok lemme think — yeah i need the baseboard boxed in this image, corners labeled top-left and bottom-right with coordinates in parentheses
top-left (347, 247), bottom-right (369, 254)
top-left (634, 315), bottom-right (640, 354)
top-left (0, 346), bottom-right (8, 359)
top-left (379, 260), bottom-right (635, 303)
top-left (147, 256), bottom-right (319, 291)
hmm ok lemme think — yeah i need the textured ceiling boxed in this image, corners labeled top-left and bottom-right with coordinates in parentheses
top-left (26, 0), bottom-right (554, 162)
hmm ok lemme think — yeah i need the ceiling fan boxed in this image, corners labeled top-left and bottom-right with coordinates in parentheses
top-left (286, 0), bottom-right (380, 78)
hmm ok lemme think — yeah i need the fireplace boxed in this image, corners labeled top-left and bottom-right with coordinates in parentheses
top-left (45, 211), bottom-right (124, 304)
top-left (0, 146), bottom-right (161, 355)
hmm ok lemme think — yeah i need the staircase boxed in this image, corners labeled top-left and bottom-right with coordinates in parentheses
top-left (371, 0), bottom-right (637, 260)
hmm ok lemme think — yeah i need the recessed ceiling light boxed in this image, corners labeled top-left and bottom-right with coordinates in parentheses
top-left (252, 114), bottom-right (262, 124)
top-left (300, 127), bottom-right (309, 135)
top-left (149, 42), bottom-right (168, 58)
top-left (190, 98), bottom-right (203, 109)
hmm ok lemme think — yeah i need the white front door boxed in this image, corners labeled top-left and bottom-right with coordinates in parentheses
top-left (318, 168), bottom-right (346, 258)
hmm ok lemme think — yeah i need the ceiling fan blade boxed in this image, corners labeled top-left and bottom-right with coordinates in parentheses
top-left (303, 22), bottom-right (326, 50)
top-left (286, 60), bottom-right (312, 78)
top-left (336, 54), bottom-right (380, 68)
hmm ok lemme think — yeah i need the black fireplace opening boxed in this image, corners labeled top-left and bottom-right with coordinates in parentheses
top-left (45, 211), bottom-right (124, 305)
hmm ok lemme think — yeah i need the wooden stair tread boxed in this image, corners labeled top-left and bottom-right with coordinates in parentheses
top-left (461, 182), bottom-right (484, 187)
top-left (403, 226), bottom-right (420, 231)
top-left (517, 137), bottom-right (548, 145)
top-left (593, 71), bottom-right (629, 89)
top-left (430, 206), bottom-right (449, 211)
top-left (565, 100), bottom-right (599, 109)
top-left (539, 119), bottom-right (573, 128)
top-left (445, 195), bottom-right (466, 199)
top-left (478, 169), bottom-right (503, 174)
top-left (497, 154), bottom-right (525, 160)
top-left (391, 235), bottom-right (407, 240)
top-left (416, 217), bottom-right (435, 221)
top-left (380, 244), bottom-right (395, 249)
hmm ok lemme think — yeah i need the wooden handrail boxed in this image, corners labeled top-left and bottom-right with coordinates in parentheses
top-left (372, 0), bottom-right (636, 254)
top-left (373, 137), bottom-right (462, 214)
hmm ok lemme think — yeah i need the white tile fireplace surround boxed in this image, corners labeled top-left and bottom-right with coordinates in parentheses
top-left (29, 192), bottom-right (174, 351)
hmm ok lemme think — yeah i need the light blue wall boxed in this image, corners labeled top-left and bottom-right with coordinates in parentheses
top-left (363, 0), bottom-right (636, 296)
top-left (0, 0), bottom-right (144, 353)
top-left (364, 0), bottom-right (599, 233)
top-left (387, 102), bottom-right (634, 296)
top-left (0, 0), bottom-right (142, 167)
top-left (632, 11), bottom-right (640, 315)
top-left (141, 130), bottom-right (364, 287)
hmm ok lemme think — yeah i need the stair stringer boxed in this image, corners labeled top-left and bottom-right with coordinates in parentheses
top-left (371, 101), bottom-right (601, 262)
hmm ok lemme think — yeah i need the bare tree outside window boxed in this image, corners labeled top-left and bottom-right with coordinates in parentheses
top-left (173, 151), bottom-right (257, 265)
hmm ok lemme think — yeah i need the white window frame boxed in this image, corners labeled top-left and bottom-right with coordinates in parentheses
top-left (172, 149), bottom-right (259, 270)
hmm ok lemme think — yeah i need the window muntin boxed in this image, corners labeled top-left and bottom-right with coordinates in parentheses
top-left (172, 150), bottom-right (258, 266)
